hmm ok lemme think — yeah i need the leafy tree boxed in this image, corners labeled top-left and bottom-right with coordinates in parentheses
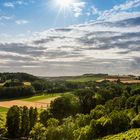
top-left (21, 106), bottom-right (30, 137)
top-left (109, 111), bottom-right (130, 134)
top-left (74, 126), bottom-right (90, 140)
top-left (88, 119), bottom-right (102, 138)
top-left (74, 89), bottom-right (96, 114)
top-left (29, 123), bottom-right (46, 140)
top-left (6, 106), bottom-right (20, 138)
top-left (40, 109), bottom-right (52, 127)
top-left (130, 114), bottom-right (140, 128)
top-left (50, 94), bottom-right (80, 119)
top-left (131, 88), bottom-right (140, 96)
top-left (125, 96), bottom-right (136, 109)
top-left (46, 118), bottom-right (62, 140)
top-left (134, 95), bottom-right (140, 114)
top-left (31, 80), bottom-right (46, 92)
top-left (29, 107), bottom-right (38, 130)
top-left (90, 105), bottom-right (106, 120)
top-left (75, 114), bottom-right (91, 128)
top-left (60, 116), bottom-right (76, 140)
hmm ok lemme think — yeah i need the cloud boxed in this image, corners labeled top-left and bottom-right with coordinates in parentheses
top-left (91, 6), bottom-right (100, 15)
top-left (1, 0), bottom-right (140, 76)
top-left (113, 0), bottom-right (140, 11)
top-left (15, 20), bottom-right (29, 25)
top-left (3, 0), bottom-right (28, 8)
top-left (72, 2), bottom-right (86, 17)
top-left (1, 15), bottom-right (140, 76)
top-left (97, 0), bottom-right (140, 21)
top-left (0, 16), bottom-right (13, 21)
top-left (3, 2), bottom-right (15, 8)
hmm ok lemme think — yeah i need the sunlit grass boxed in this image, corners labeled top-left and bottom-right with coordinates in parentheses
top-left (23, 82), bottom-right (31, 86)
top-left (21, 93), bottom-right (63, 102)
top-left (0, 107), bottom-right (9, 113)
top-left (67, 77), bottom-right (103, 82)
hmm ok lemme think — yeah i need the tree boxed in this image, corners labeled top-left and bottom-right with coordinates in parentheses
top-left (60, 116), bottom-right (76, 140)
top-left (130, 114), bottom-right (140, 128)
top-left (31, 80), bottom-right (46, 92)
top-left (46, 118), bottom-right (62, 140)
top-left (29, 107), bottom-right (38, 130)
top-left (110, 111), bottom-right (130, 134)
top-left (90, 105), bottom-right (106, 120)
top-left (6, 106), bottom-right (20, 138)
top-left (40, 109), bottom-right (52, 127)
top-left (134, 95), bottom-right (140, 114)
top-left (29, 123), bottom-right (46, 140)
top-left (50, 94), bottom-right (80, 119)
top-left (21, 106), bottom-right (30, 137)
top-left (74, 89), bottom-right (96, 114)
top-left (74, 126), bottom-right (90, 140)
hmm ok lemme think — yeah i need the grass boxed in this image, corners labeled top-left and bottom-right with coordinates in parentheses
top-left (67, 77), bottom-right (103, 82)
top-left (21, 93), bottom-right (62, 102)
top-left (102, 129), bottom-right (140, 140)
top-left (23, 82), bottom-right (31, 86)
top-left (0, 93), bottom-right (62, 102)
top-left (0, 107), bottom-right (9, 113)
top-left (0, 83), bottom-right (4, 87)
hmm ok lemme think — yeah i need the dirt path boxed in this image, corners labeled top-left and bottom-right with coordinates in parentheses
top-left (0, 97), bottom-right (58, 109)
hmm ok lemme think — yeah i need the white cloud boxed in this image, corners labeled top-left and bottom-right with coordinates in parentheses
top-left (0, 16), bottom-right (13, 21)
top-left (113, 0), bottom-right (140, 11)
top-left (15, 20), bottom-right (29, 25)
top-left (3, 0), bottom-right (28, 8)
top-left (1, 0), bottom-right (140, 76)
top-left (97, 0), bottom-right (140, 21)
top-left (72, 2), bottom-right (86, 17)
top-left (91, 6), bottom-right (100, 15)
top-left (3, 2), bottom-right (15, 8)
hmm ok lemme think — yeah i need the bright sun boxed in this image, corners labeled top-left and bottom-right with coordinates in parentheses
top-left (56, 0), bottom-right (75, 8)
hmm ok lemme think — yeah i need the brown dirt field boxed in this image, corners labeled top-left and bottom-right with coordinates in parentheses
top-left (0, 97), bottom-right (58, 109)
top-left (121, 80), bottom-right (140, 84)
top-left (97, 79), bottom-right (140, 84)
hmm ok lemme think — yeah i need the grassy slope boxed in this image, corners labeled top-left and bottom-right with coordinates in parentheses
top-left (103, 129), bottom-right (140, 140)
top-left (67, 77), bottom-right (103, 82)
top-left (21, 93), bottom-right (62, 102)
top-left (0, 107), bottom-right (9, 116)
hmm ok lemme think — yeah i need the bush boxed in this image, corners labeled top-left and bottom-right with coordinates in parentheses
top-left (130, 114), bottom-right (140, 128)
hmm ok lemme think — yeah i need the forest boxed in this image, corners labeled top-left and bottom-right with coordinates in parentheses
top-left (0, 73), bottom-right (140, 140)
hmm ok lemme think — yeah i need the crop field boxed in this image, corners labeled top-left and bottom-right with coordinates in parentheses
top-left (0, 94), bottom-right (61, 109)
top-left (103, 129), bottom-right (140, 140)
top-left (97, 75), bottom-right (140, 84)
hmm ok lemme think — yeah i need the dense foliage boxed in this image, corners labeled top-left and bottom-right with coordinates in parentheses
top-left (0, 73), bottom-right (140, 139)
top-left (0, 72), bottom-right (39, 82)
top-left (6, 106), bottom-right (37, 138)
top-left (0, 86), bottom-right (35, 99)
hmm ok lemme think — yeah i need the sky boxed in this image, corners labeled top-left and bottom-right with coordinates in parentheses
top-left (0, 0), bottom-right (140, 76)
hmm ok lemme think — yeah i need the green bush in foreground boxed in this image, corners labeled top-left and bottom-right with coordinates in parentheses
top-left (103, 128), bottom-right (140, 140)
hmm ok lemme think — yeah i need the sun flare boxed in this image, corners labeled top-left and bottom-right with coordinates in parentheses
top-left (56, 0), bottom-right (75, 8)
